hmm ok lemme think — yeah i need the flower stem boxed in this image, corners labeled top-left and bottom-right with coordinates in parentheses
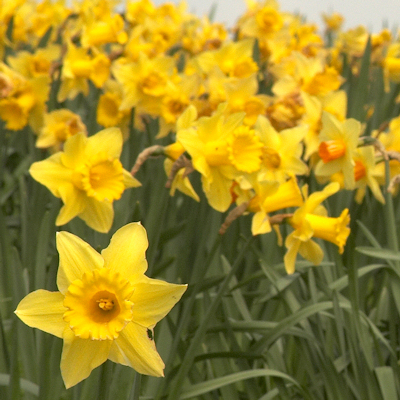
top-left (129, 372), bottom-right (141, 400)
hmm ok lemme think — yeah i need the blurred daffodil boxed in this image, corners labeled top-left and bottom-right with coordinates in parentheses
top-left (29, 128), bottom-right (140, 232)
top-left (246, 175), bottom-right (304, 235)
top-left (315, 111), bottom-right (361, 189)
top-left (36, 109), bottom-right (87, 151)
top-left (15, 223), bottom-right (187, 388)
top-left (284, 182), bottom-right (350, 274)
top-left (176, 104), bottom-right (246, 212)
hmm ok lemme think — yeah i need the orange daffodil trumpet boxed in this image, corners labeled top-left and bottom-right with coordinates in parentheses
top-left (29, 127), bottom-right (140, 233)
top-left (15, 222), bottom-right (187, 389)
top-left (315, 111), bottom-right (362, 189)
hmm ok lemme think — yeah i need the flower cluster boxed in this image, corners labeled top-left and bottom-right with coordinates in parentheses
top-left (6, 2), bottom-right (400, 379)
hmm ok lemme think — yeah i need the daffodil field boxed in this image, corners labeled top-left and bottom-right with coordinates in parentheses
top-left (3, 0), bottom-right (400, 398)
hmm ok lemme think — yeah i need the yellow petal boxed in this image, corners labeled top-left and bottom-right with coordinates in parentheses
top-left (56, 231), bottom-right (104, 294)
top-left (284, 234), bottom-right (301, 275)
top-left (114, 322), bottom-right (164, 377)
top-left (61, 132), bottom-right (87, 170)
top-left (304, 182), bottom-right (340, 214)
top-left (299, 239), bottom-right (324, 265)
top-left (131, 276), bottom-right (187, 328)
top-left (320, 111), bottom-right (343, 141)
top-left (176, 104), bottom-right (197, 130)
top-left (123, 169), bottom-right (141, 188)
top-left (14, 290), bottom-right (66, 338)
top-left (56, 184), bottom-right (86, 226)
top-left (201, 169), bottom-right (233, 212)
top-left (60, 328), bottom-right (112, 388)
top-left (108, 342), bottom-right (129, 366)
top-left (78, 197), bottom-right (114, 233)
top-left (251, 210), bottom-right (272, 236)
top-left (101, 222), bottom-right (149, 277)
top-left (86, 127), bottom-right (122, 160)
top-left (29, 154), bottom-right (72, 198)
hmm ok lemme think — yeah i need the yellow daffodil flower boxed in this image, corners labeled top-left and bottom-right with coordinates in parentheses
top-left (314, 111), bottom-right (361, 189)
top-left (58, 41), bottom-right (111, 102)
top-left (322, 12), bottom-right (344, 32)
top-left (15, 223), bottom-right (187, 388)
top-left (0, 62), bottom-right (49, 132)
top-left (157, 74), bottom-right (201, 138)
top-left (331, 147), bottom-right (385, 204)
top-left (383, 43), bottom-right (400, 91)
top-left (195, 38), bottom-right (258, 78)
top-left (337, 25), bottom-right (369, 58)
top-left (246, 175), bottom-right (304, 235)
top-left (7, 45), bottom-right (61, 78)
top-left (373, 115), bottom-right (400, 183)
top-left (96, 80), bottom-right (131, 138)
top-left (301, 90), bottom-right (347, 159)
top-left (353, 146), bottom-right (385, 203)
top-left (81, 14), bottom-right (128, 48)
top-left (112, 53), bottom-right (175, 112)
top-left (224, 74), bottom-right (269, 126)
top-left (272, 52), bottom-right (343, 99)
top-left (29, 128), bottom-right (140, 233)
top-left (36, 109), bottom-right (87, 151)
top-left (255, 115), bottom-right (309, 183)
top-left (284, 182), bottom-right (350, 274)
top-left (176, 104), bottom-right (245, 212)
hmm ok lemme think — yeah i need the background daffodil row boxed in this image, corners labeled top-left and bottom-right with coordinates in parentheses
top-left (2, 0), bottom-right (400, 399)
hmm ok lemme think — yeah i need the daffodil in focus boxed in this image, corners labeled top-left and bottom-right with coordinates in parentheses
top-left (15, 223), bottom-right (187, 388)
top-left (284, 182), bottom-right (350, 274)
top-left (29, 128), bottom-right (140, 232)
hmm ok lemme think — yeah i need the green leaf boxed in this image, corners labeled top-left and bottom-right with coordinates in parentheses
top-left (179, 369), bottom-right (305, 399)
top-left (375, 366), bottom-right (399, 400)
top-left (356, 247), bottom-right (400, 261)
top-left (0, 373), bottom-right (39, 396)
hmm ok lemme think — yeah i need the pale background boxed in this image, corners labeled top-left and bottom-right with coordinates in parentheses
top-left (152, 0), bottom-right (400, 33)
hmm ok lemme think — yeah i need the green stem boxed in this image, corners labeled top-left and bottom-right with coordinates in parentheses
top-left (154, 233), bottom-right (222, 399)
top-left (166, 236), bottom-right (254, 400)
top-left (129, 372), bottom-right (141, 400)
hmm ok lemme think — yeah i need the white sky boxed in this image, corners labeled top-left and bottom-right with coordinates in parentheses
top-left (152, 0), bottom-right (400, 33)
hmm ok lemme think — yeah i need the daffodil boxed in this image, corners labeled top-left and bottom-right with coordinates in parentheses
top-left (224, 74), bottom-right (269, 126)
top-left (15, 223), bottom-right (187, 388)
top-left (272, 52), bottom-right (343, 99)
top-left (195, 38), bottom-right (258, 78)
top-left (96, 79), bottom-right (131, 139)
top-left (322, 12), bottom-right (344, 32)
top-left (0, 62), bottom-right (49, 132)
top-left (383, 43), bottom-right (400, 91)
top-left (57, 41), bottom-right (111, 102)
top-left (337, 25), bottom-right (369, 58)
top-left (112, 52), bottom-right (175, 112)
top-left (246, 175), bottom-right (304, 235)
top-left (314, 111), bottom-right (361, 189)
top-left (331, 146), bottom-right (385, 204)
top-left (284, 182), bottom-right (350, 274)
top-left (29, 128), bottom-right (140, 233)
top-left (255, 115), bottom-right (309, 183)
top-left (176, 104), bottom-right (246, 212)
top-left (7, 45), bottom-right (61, 78)
top-left (36, 109), bottom-right (87, 151)
top-left (301, 90), bottom-right (347, 159)
top-left (81, 14), bottom-right (128, 48)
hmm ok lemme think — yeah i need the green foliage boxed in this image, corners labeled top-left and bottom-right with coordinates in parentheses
top-left (2, 2), bottom-right (400, 400)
